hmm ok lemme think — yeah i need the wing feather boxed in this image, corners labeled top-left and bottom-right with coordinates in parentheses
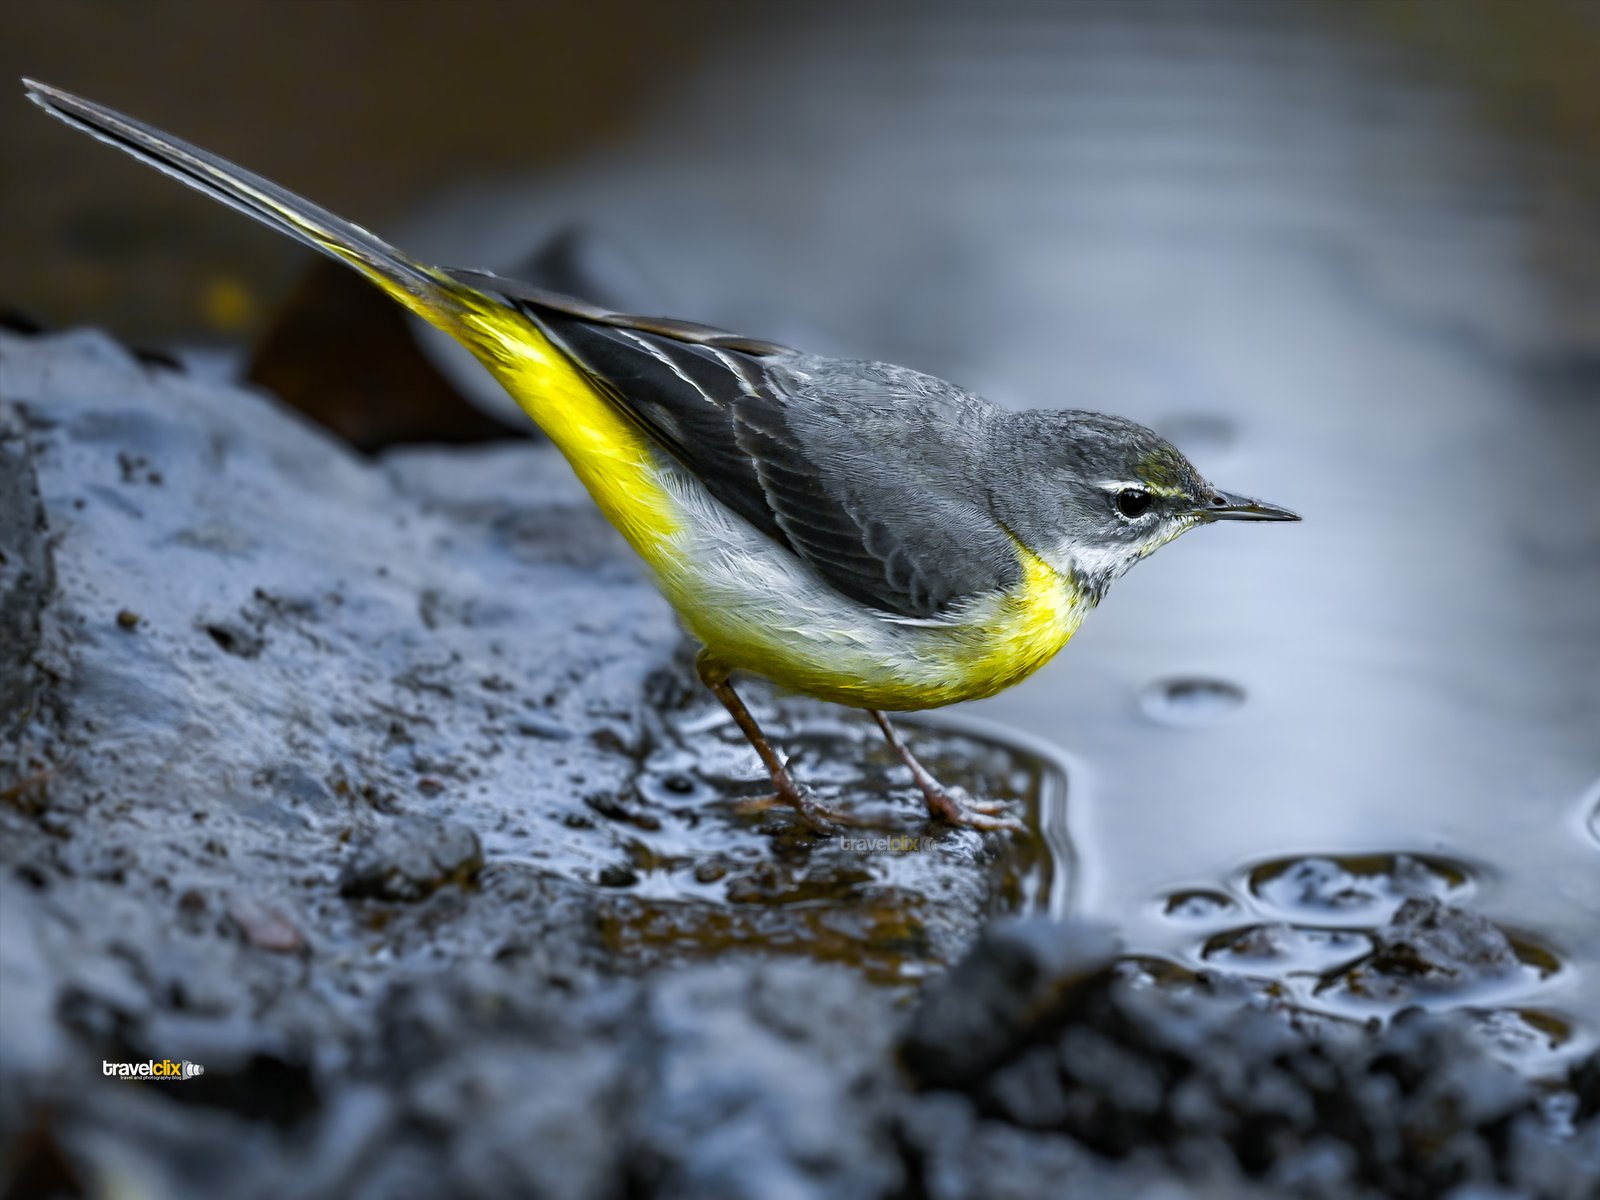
top-left (445, 269), bottom-right (1017, 618)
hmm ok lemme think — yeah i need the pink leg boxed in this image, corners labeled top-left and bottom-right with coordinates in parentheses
top-left (868, 710), bottom-right (1023, 832)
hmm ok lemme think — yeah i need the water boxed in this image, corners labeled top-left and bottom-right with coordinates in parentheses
top-left (250, 2), bottom-right (1600, 1065)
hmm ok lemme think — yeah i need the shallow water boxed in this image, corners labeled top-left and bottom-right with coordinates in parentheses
top-left (484, 696), bottom-right (1065, 986)
top-left (398, 0), bottom-right (1600, 1070)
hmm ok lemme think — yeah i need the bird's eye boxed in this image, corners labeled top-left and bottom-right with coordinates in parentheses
top-left (1113, 488), bottom-right (1153, 520)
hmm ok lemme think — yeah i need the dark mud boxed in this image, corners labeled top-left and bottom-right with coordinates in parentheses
top-left (3, 329), bottom-right (1598, 1198)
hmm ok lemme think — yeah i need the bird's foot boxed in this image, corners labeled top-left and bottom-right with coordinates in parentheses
top-left (734, 783), bottom-right (856, 834)
top-left (920, 783), bottom-right (1026, 833)
top-left (866, 708), bottom-right (1024, 834)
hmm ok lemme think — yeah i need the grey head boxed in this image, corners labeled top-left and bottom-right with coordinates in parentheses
top-left (986, 409), bottom-right (1299, 602)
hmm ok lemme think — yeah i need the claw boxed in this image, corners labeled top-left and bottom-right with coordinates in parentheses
top-left (922, 783), bottom-right (1026, 833)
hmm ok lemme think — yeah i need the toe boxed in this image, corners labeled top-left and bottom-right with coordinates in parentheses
top-left (962, 813), bottom-right (1027, 834)
top-left (732, 794), bottom-right (788, 814)
top-left (794, 798), bottom-right (844, 835)
top-left (936, 804), bottom-right (1025, 833)
top-left (783, 783), bottom-right (859, 833)
top-left (923, 787), bottom-right (1023, 833)
top-left (962, 800), bottom-right (1012, 816)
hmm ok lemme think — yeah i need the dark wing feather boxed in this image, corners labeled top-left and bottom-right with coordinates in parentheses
top-left (446, 268), bottom-right (1016, 619)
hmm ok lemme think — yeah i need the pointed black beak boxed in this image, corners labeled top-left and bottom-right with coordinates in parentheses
top-left (1195, 489), bottom-right (1301, 523)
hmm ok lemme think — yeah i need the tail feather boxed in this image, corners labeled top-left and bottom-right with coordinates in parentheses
top-left (22, 78), bottom-right (463, 326)
top-left (18, 77), bottom-right (689, 547)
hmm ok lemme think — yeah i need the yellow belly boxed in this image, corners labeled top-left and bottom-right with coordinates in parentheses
top-left (672, 541), bottom-right (1083, 710)
top-left (452, 296), bottom-right (1083, 711)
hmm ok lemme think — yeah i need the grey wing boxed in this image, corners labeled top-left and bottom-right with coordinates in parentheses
top-left (447, 268), bottom-right (1018, 619)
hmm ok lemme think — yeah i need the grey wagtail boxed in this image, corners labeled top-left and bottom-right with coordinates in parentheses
top-left (24, 80), bottom-right (1299, 836)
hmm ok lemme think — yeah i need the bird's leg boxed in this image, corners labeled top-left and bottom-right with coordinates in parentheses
top-left (695, 653), bottom-right (846, 834)
top-left (868, 710), bottom-right (1024, 832)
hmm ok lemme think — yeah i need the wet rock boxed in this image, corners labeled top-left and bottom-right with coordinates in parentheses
top-left (1570, 1048), bottom-right (1600, 1123)
top-left (900, 922), bottom-right (1595, 1200)
top-left (902, 917), bottom-right (1120, 1088)
top-left (896, 1091), bottom-right (1270, 1200)
top-left (1370, 897), bottom-right (1524, 980)
top-left (1324, 897), bottom-right (1531, 1006)
top-left (1249, 854), bottom-right (1471, 920)
top-left (0, 329), bottom-right (1054, 1198)
top-left (0, 401), bottom-right (52, 737)
top-left (0, 881), bottom-right (72, 1080)
top-left (631, 963), bottom-right (904, 1200)
top-left (339, 816), bottom-right (483, 902)
top-left (225, 897), bottom-right (309, 954)
top-left (348, 956), bottom-right (903, 1200)
top-left (402, 1040), bottom-right (627, 1199)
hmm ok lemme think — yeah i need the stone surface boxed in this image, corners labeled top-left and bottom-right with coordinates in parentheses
top-left (338, 816), bottom-right (484, 902)
top-left (0, 329), bottom-right (1054, 1197)
top-left (900, 919), bottom-right (1600, 1200)
top-left (0, 402), bottom-right (51, 737)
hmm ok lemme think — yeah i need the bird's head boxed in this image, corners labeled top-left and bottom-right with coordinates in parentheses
top-left (990, 410), bottom-right (1299, 602)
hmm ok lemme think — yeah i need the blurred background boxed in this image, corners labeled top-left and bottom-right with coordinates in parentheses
top-left (4, 0), bottom-right (1599, 1065)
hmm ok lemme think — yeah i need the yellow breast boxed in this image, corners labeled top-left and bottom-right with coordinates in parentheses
top-left (929, 545), bottom-right (1083, 704)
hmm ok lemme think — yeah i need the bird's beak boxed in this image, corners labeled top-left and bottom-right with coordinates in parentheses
top-left (1194, 489), bottom-right (1301, 522)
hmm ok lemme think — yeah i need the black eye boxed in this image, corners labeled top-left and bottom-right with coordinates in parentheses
top-left (1114, 489), bottom-right (1153, 519)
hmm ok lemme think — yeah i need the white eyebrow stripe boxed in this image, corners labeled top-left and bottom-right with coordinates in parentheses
top-left (616, 328), bottom-right (717, 407)
top-left (1099, 480), bottom-right (1188, 499)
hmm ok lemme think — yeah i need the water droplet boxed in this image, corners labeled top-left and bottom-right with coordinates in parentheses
top-left (1139, 677), bottom-right (1245, 727)
top-left (636, 771), bottom-right (715, 807)
top-left (1160, 889), bottom-right (1238, 922)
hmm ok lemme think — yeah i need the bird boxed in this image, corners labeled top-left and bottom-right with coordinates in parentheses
top-left (23, 79), bottom-right (1299, 836)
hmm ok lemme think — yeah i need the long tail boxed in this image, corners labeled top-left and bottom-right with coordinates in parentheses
top-left (23, 79), bottom-right (689, 559)
top-left (23, 78), bottom-right (470, 331)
